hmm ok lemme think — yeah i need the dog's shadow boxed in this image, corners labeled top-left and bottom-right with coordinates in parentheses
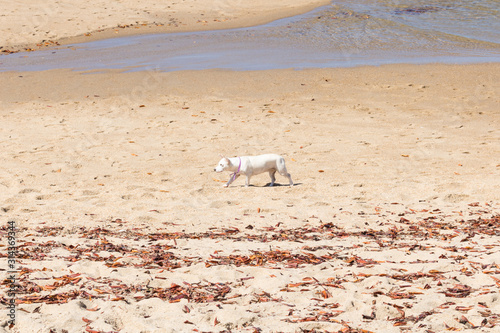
top-left (243, 182), bottom-right (302, 187)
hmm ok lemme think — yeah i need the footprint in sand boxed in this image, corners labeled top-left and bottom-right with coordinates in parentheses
top-left (82, 190), bottom-right (99, 196)
top-left (444, 193), bottom-right (469, 203)
top-left (18, 188), bottom-right (39, 194)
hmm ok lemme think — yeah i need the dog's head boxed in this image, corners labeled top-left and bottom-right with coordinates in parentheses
top-left (214, 157), bottom-right (230, 172)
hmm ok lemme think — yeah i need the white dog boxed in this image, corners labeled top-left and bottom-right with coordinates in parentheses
top-left (214, 154), bottom-right (293, 187)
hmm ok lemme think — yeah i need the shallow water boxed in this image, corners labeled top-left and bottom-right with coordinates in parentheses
top-left (1, 0), bottom-right (499, 72)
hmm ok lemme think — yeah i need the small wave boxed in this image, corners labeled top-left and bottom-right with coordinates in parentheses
top-left (394, 5), bottom-right (443, 15)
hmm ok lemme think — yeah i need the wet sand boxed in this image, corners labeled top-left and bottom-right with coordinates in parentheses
top-left (0, 0), bottom-right (329, 52)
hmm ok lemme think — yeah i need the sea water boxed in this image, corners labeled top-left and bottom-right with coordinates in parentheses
top-left (1, 0), bottom-right (499, 71)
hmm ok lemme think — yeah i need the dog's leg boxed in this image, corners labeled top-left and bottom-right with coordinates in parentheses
top-left (279, 171), bottom-right (293, 186)
top-left (245, 175), bottom-right (252, 187)
top-left (268, 170), bottom-right (276, 186)
top-left (224, 173), bottom-right (240, 187)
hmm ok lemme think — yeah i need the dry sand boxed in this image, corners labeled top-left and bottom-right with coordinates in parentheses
top-left (1, 64), bottom-right (499, 332)
top-left (1, 1), bottom-right (500, 332)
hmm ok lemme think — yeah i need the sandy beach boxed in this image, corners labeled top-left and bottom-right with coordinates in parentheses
top-left (1, 1), bottom-right (500, 333)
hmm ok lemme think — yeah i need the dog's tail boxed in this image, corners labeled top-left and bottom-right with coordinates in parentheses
top-left (277, 157), bottom-right (293, 186)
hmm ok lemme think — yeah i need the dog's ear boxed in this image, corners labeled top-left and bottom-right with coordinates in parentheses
top-left (219, 154), bottom-right (230, 163)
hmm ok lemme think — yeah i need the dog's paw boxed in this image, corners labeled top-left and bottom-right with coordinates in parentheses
top-left (223, 184), bottom-right (229, 188)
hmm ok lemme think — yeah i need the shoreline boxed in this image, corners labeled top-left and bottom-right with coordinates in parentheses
top-left (0, 0), bottom-right (330, 53)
